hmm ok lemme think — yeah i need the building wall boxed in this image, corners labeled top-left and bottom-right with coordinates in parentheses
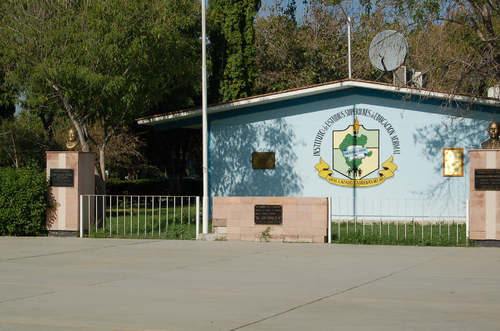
top-left (209, 91), bottom-right (495, 204)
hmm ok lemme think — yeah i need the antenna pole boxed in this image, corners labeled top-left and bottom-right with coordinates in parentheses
top-left (339, 4), bottom-right (351, 79)
top-left (347, 16), bottom-right (351, 79)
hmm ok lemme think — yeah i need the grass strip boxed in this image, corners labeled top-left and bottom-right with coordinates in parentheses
top-left (331, 221), bottom-right (472, 246)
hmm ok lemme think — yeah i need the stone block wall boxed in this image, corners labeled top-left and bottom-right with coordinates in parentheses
top-left (212, 197), bottom-right (328, 243)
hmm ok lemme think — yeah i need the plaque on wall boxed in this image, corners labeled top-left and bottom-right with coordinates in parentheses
top-left (443, 148), bottom-right (464, 177)
top-left (252, 152), bottom-right (275, 169)
top-left (475, 169), bottom-right (500, 191)
top-left (255, 205), bottom-right (282, 225)
top-left (50, 169), bottom-right (74, 187)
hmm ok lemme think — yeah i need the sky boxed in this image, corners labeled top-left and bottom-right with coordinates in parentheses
top-left (259, 0), bottom-right (308, 18)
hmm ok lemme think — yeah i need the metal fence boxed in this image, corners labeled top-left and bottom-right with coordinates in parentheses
top-left (80, 195), bottom-right (200, 239)
top-left (327, 197), bottom-right (470, 245)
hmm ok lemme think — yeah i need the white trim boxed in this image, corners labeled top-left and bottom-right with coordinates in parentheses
top-left (137, 80), bottom-right (499, 126)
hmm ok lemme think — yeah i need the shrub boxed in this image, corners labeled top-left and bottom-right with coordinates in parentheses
top-left (0, 165), bottom-right (50, 236)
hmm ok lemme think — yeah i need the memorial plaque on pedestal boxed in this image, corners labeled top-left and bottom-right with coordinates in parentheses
top-left (255, 205), bottom-right (282, 225)
top-left (469, 150), bottom-right (500, 241)
top-left (474, 169), bottom-right (500, 191)
top-left (50, 169), bottom-right (74, 187)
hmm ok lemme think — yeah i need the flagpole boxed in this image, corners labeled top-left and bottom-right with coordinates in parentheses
top-left (201, 0), bottom-right (209, 234)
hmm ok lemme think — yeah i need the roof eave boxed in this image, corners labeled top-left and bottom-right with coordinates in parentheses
top-left (137, 80), bottom-right (499, 126)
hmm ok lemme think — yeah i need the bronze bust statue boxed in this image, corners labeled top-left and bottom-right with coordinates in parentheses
top-left (481, 121), bottom-right (500, 149)
top-left (66, 128), bottom-right (79, 151)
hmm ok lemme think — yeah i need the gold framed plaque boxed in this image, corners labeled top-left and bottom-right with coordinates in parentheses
top-left (252, 152), bottom-right (275, 169)
top-left (443, 148), bottom-right (464, 177)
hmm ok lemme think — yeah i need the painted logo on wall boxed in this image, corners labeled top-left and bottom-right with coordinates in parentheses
top-left (313, 108), bottom-right (400, 187)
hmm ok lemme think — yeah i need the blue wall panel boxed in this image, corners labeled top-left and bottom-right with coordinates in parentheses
top-left (209, 90), bottom-right (497, 203)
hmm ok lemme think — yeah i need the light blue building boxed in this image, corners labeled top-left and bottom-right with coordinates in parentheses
top-left (138, 79), bottom-right (499, 219)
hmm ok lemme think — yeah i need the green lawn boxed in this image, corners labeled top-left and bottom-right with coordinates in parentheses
top-left (331, 221), bottom-right (471, 246)
top-left (86, 201), bottom-right (208, 240)
top-left (85, 201), bottom-right (469, 246)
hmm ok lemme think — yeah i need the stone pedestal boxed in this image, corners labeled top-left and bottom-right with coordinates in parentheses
top-left (213, 197), bottom-right (328, 243)
top-left (46, 152), bottom-right (95, 234)
top-left (469, 150), bottom-right (500, 240)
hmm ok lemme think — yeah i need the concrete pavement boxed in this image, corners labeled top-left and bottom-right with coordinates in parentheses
top-left (0, 237), bottom-right (499, 330)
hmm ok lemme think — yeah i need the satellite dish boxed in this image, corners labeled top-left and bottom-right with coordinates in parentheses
top-left (369, 30), bottom-right (408, 72)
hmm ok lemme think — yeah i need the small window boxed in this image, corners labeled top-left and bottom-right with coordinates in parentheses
top-left (252, 152), bottom-right (275, 169)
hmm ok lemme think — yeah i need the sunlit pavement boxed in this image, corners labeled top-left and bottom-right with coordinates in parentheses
top-left (1, 237), bottom-right (499, 330)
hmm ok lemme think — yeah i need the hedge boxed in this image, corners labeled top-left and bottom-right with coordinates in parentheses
top-left (0, 166), bottom-right (50, 236)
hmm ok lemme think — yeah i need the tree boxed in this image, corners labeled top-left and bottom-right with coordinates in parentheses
top-left (358, 0), bottom-right (500, 100)
top-left (92, 124), bottom-right (145, 179)
top-left (255, 0), bottom-right (307, 93)
top-left (298, 0), bottom-right (350, 83)
top-left (0, 0), bottom-right (200, 183)
top-left (143, 128), bottom-right (201, 194)
top-left (0, 6), bottom-right (15, 121)
top-left (255, 0), bottom-right (381, 94)
top-left (50, 120), bottom-right (146, 179)
top-left (0, 111), bottom-right (57, 168)
top-left (0, 66), bottom-right (15, 120)
top-left (209, 0), bottom-right (261, 102)
top-left (344, 2), bottom-right (408, 83)
top-left (255, 0), bottom-right (347, 93)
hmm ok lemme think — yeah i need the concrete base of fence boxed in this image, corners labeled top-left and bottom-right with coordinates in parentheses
top-left (198, 233), bottom-right (226, 241)
top-left (474, 240), bottom-right (500, 247)
top-left (213, 197), bottom-right (328, 243)
top-left (48, 230), bottom-right (78, 237)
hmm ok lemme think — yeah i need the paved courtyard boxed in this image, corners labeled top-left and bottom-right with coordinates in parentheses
top-left (0, 237), bottom-right (499, 330)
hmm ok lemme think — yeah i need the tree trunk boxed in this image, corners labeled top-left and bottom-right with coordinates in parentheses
top-left (98, 147), bottom-right (106, 194)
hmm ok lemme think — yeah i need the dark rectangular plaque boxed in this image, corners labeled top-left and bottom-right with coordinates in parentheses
top-left (50, 169), bottom-right (74, 187)
top-left (252, 152), bottom-right (275, 169)
top-left (255, 205), bottom-right (282, 225)
top-left (475, 169), bottom-right (500, 191)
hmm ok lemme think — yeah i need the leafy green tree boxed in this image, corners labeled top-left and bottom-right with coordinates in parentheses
top-left (0, 0), bottom-right (200, 182)
top-left (0, 66), bottom-right (15, 120)
top-left (298, 0), bottom-right (349, 83)
top-left (210, 0), bottom-right (261, 102)
top-left (0, 111), bottom-right (56, 168)
top-left (0, 7), bottom-right (15, 120)
top-left (255, 0), bottom-right (306, 93)
top-left (255, 0), bottom-right (380, 94)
